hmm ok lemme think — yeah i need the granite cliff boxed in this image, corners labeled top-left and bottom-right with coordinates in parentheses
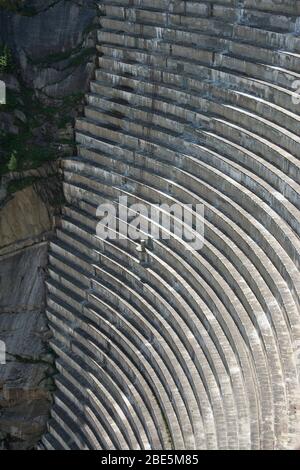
top-left (0, 0), bottom-right (97, 449)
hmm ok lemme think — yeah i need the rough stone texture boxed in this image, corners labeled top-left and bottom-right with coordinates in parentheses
top-left (0, 173), bottom-right (61, 448)
top-left (0, 0), bottom-right (97, 100)
top-left (0, 0), bottom-right (98, 450)
top-left (0, 0), bottom-right (97, 174)
top-left (0, 186), bottom-right (52, 253)
top-left (0, 244), bottom-right (55, 450)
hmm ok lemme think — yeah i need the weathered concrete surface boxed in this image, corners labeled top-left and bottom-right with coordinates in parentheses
top-left (0, 244), bottom-right (55, 450)
top-left (41, 0), bottom-right (300, 451)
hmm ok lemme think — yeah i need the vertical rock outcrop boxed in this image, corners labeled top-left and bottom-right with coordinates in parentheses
top-left (0, 169), bottom-right (62, 449)
top-left (0, 0), bottom-right (98, 449)
top-left (0, 0), bottom-right (98, 173)
top-left (0, 243), bottom-right (54, 449)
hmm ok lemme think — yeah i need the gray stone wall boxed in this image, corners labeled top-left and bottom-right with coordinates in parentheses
top-left (0, 244), bottom-right (54, 450)
top-left (0, 0), bottom-right (97, 100)
top-left (0, 0), bottom-right (98, 449)
top-left (0, 0), bottom-right (97, 172)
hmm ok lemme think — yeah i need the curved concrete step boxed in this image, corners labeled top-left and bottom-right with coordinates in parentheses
top-left (42, 0), bottom-right (300, 450)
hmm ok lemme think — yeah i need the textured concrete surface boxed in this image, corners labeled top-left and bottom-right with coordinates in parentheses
top-left (35, 0), bottom-right (300, 450)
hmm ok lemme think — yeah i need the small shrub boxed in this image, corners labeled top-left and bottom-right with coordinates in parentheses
top-left (7, 151), bottom-right (18, 171)
top-left (0, 44), bottom-right (13, 72)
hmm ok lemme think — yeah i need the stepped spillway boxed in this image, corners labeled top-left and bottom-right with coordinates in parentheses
top-left (41, 0), bottom-right (300, 449)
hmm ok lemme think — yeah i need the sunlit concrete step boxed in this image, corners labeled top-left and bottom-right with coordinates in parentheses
top-left (56, 222), bottom-right (251, 447)
top-left (99, 11), bottom-right (300, 53)
top-left (54, 380), bottom-right (112, 449)
top-left (98, 26), bottom-right (300, 80)
top-left (232, 25), bottom-right (300, 53)
top-left (98, 35), bottom-right (215, 70)
top-left (91, 67), bottom-right (300, 155)
top-left (52, 224), bottom-right (237, 448)
top-left (242, 0), bottom-right (300, 15)
top-left (46, 418), bottom-right (73, 450)
top-left (55, 170), bottom-right (298, 448)
top-left (97, 231), bottom-right (294, 443)
top-left (90, 73), bottom-right (211, 124)
top-left (49, 248), bottom-right (204, 450)
top-left (98, 50), bottom-right (300, 113)
top-left (69, 145), bottom-right (296, 314)
top-left (214, 52), bottom-right (300, 90)
top-left (227, 42), bottom-right (300, 73)
top-left (47, 262), bottom-right (190, 449)
top-left (94, 59), bottom-right (300, 135)
top-left (98, 16), bottom-right (300, 72)
top-left (100, 6), bottom-right (233, 37)
top-left (40, 432), bottom-right (62, 451)
top-left (53, 313), bottom-right (165, 449)
top-left (97, 41), bottom-right (300, 98)
top-left (86, 91), bottom-right (299, 185)
top-left (52, 352), bottom-right (135, 449)
top-left (76, 166), bottom-right (292, 412)
top-left (49, 277), bottom-right (188, 449)
top-left (196, 130), bottom-right (300, 207)
top-left (57, 199), bottom-right (278, 445)
top-left (48, 323), bottom-right (136, 450)
top-left (207, 119), bottom-right (300, 186)
top-left (86, 93), bottom-right (205, 136)
top-left (94, 250), bottom-right (250, 448)
top-left (51, 312), bottom-right (152, 450)
top-left (72, 147), bottom-right (298, 368)
top-left (92, 252), bottom-right (228, 445)
top-left (100, 2), bottom-right (300, 38)
top-left (44, 0), bottom-right (300, 450)
top-left (71, 134), bottom-right (300, 334)
top-left (84, 101), bottom-right (203, 139)
top-left (100, 0), bottom-right (300, 16)
top-left (98, 24), bottom-right (225, 53)
top-left (100, 1), bottom-right (211, 17)
top-left (92, 67), bottom-right (298, 141)
top-left (63, 203), bottom-right (276, 448)
top-left (51, 405), bottom-right (90, 449)
top-left (98, 240), bottom-right (254, 444)
top-left (74, 159), bottom-right (296, 382)
top-left (78, 107), bottom-right (297, 253)
top-left (91, 273), bottom-right (211, 449)
top-left (74, 118), bottom-right (300, 276)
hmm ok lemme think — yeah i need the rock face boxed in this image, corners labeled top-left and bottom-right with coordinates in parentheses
top-left (0, 185), bottom-right (53, 252)
top-left (0, 0), bottom-right (97, 174)
top-left (0, 244), bottom-right (54, 450)
top-left (0, 172), bottom-right (61, 448)
top-left (0, 0), bottom-right (97, 101)
top-left (0, 0), bottom-right (97, 450)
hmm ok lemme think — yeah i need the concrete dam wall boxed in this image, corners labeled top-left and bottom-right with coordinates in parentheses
top-left (41, 0), bottom-right (300, 449)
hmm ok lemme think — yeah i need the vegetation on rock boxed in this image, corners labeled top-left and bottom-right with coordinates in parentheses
top-left (0, 44), bottom-right (13, 73)
top-left (0, 0), bottom-right (97, 189)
